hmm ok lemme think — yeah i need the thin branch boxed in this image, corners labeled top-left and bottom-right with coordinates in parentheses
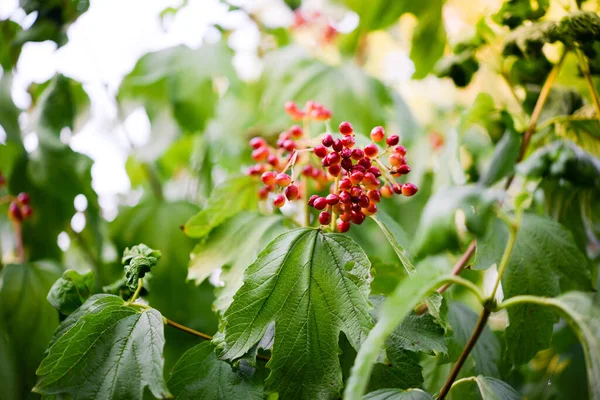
top-left (12, 221), bottom-right (24, 263)
top-left (437, 308), bottom-right (492, 399)
top-left (575, 48), bottom-right (600, 119)
top-left (164, 318), bottom-right (271, 361)
top-left (415, 240), bottom-right (476, 315)
top-left (128, 278), bottom-right (144, 304)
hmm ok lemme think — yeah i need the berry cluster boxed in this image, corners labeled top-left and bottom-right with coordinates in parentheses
top-left (8, 192), bottom-right (33, 222)
top-left (246, 101), bottom-right (418, 233)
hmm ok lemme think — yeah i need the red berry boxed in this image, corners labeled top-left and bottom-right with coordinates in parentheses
top-left (351, 211), bottom-right (366, 225)
top-left (250, 137), bottom-right (266, 149)
top-left (8, 201), bottom-right (22, 222)
top-left (339, 190), bottom-right (351, 203)
top-left (285, 101), bottom-right (305, 120)
top-left (341, 158), bottom-right (353, 170)
top-left (363, 172), bottom-right (379, 190)
top-left (358, 158), bottom-right (371, 169)
top-left (337, 220), bottom-right (351, 233)
top-left (339, 212), bottom-right (352, 222)
top-left (313, 197), bottom-right (328, 210)
top-left (357, 194), bottom-right (370, 208)
top-left (367, 189), bottom-right (381, 203)
top-left (340, 148), bottom-right (352, 159)
top-left (364, 143), bottom-right (378, 158)
top-left (16, 192), bottom-right (30, 205)
top-left (368, 166), bottom-right (381, 177)
top-left (308, 194), bottom-right (319, 206)
top-left (341, 135), bottom-right (355, 148)
top-left (319, 211), bottom-right (332, 225)
top-left (363, 203), bottom-right (377, 216)
top-left (258, 187), bottom-right (270, 200)
top-left (322, 133), bottom-right (334, 147)
top-left (312, 108), bottom-right (332, 121)
top-left (351, 148), bottom-right (364, 160)
top-left (339, 121), bottom-right (354, 135)
top-left (314, 144), bottom-right (328, 158)
top-left (350, 186), bottom-right (362, 198)
top-left (350, 171), bottom-right (364, 184)
top-left (332, 139), bottom-right (343, 152)
top-left (388, 153), bottom-right (404, 166)
top-left (392, 183), bottom-right (403, 194)
top-left (267, 154), bottom-right (279, 167)
top-left (380, 185), bottom-right (393, 198)
top-left (339, 178), bottom-right (352, 190)
top-left (326, 152), bottom-right (341, 165)
top-left (401, 183), bottom-right (418, 197)
top-left (328, 165), bottom-right (341, 176)
top-left (285, 184), bottom-right (299, 200)
top-left (394, 145), bottom-right (407, 156)
top-left (302, 165), bottom-right (314, 177)
top-left (273, 194), bottom-right (286, 208)
top-left (325, 193), bottom-right (339, 205)
top-left (275, 173), bottom-right (291, 187)
top-left (352, 165), bottom-right (365, 173)
top-left (396, 164), bottom-right (411, 175)
top-left (370, 126), bottom-right (385, 142)
top-left (289, 125), bottom-right (303, 138)
top-left (351, 203), bottom-right (361, 212)
top-left (386, 135), bottom-right (399, 146)
top-left (282, 139), bottom-right (296, 152)
top-left (261, 171), bottom-right (277, 185)
top-left (252, 147), bottom-right (270, 161)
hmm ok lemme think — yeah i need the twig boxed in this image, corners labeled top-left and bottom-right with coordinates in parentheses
top-left (415, 240), bottom-right (476, 315)
top-left (575, 48), bottom-right (600, 119)
top-left (127, 278), bottom-right (144, 304)
top-left (164, 318), bottom-right (271, 361)
top-left (437, 308), bottom-right (492, 399)
top-left (12, 221), bottom-right (24, 263)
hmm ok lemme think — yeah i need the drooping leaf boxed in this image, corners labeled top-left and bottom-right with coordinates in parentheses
top-left (121, 243), bottom-right (162, 291)
top-left (188, 212), bottom-right (289, 314)
top-left (364, 388), bottom-right (434, 400)
top-left (448, 375), bottom-right (520, 400)
top-left (368, 347), bottom-right (423, 393)
top-left (184, 176), bottom-right (259, 239)
top-left (502, 213), bottom-right (591, 364)
top-left (390, 312), bottom-right (447, 355)
top-left (538, 292), bottom-right (600, 400)
top-left (480, 127), bottom-right (521, 186)
top-left (34, 294), bottom-right (170, 399)
top-left (446, 302), bottom-right (501, 377)
top-left (0, 324), bottom-right (19, 400)
top-left (168, 341), bottom-right (265, 399)
top-left (345, 260), bottom-right (454, 399)
top-left (0, 261), bottom-right (61, 397)
top-left (215, 228), bottom-right (373, 399)
top-left (371, 213), bottom-right (415, 275)
top-left (413, 185), bottom-right (501, 257)
top-left (47, 269), bottom-right (95, 315)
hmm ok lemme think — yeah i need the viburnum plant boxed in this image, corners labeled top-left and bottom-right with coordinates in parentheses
top-left (1, 1), bottom-right (600, 400)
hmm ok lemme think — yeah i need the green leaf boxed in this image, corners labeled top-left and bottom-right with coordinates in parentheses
top-left (480, 127), bottom-right (521, 186)
top-left (110, 200), bottom-right (219, 370)
top-left (553, 106), bottom-right (600, 158)
top-left (119, 43), bottom-right (235, 133)
top-left (492, 0), bottom-right (549, 28)
top-left (121, 243), bottom-right (162, 291)
top-left (33, 74), bottom-right (90, 139)
top-left (0, 74), bottom-right (22, 144)
top-left (345, 262), bottom-right (454, 399)
top-left (168, 341), bottom-right (265, 399)
top-left (368, 347), bottom-right (423, 392)
top-left (473, 219), bottom-right (507, 271)
top-left (364, 388), bottom-right (433, 400)
top-left (188, 212), bottom-right (289, 314)
top-left (449, 376), bottom-right (520, 400)
top-left (371, 214), bottom-right (415, 275)
top-left (435, 51), bottom-right (479, 88)
top-left (370, 259), bottom-right (407, 296)
top-left (503, 213), bottom-right (591, 364)
top-left (537, 292), bottom-right (600, 400)
top-left (47, 269), bottom-right (95, 315)
top-left (413, 185), bottom-right (501, 257)
top-left (184, 176), bottom-right (259, 239)
top-left (0, 261), bottom-right (62, 396)
top-left (390, 312), bottom-right (447, 355)
top-left (34, 294), bottom-right (170, 399)
top-left (0, 19), bottom-right (23, 71)
top-left (215, 228), bottom-right (373, 399)
top-left (0, 324), bottom-right (20, 400)
top-left (446, 302), bottom-right (500, 377)
top-left (408, 0), bottom-right (447, 79)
